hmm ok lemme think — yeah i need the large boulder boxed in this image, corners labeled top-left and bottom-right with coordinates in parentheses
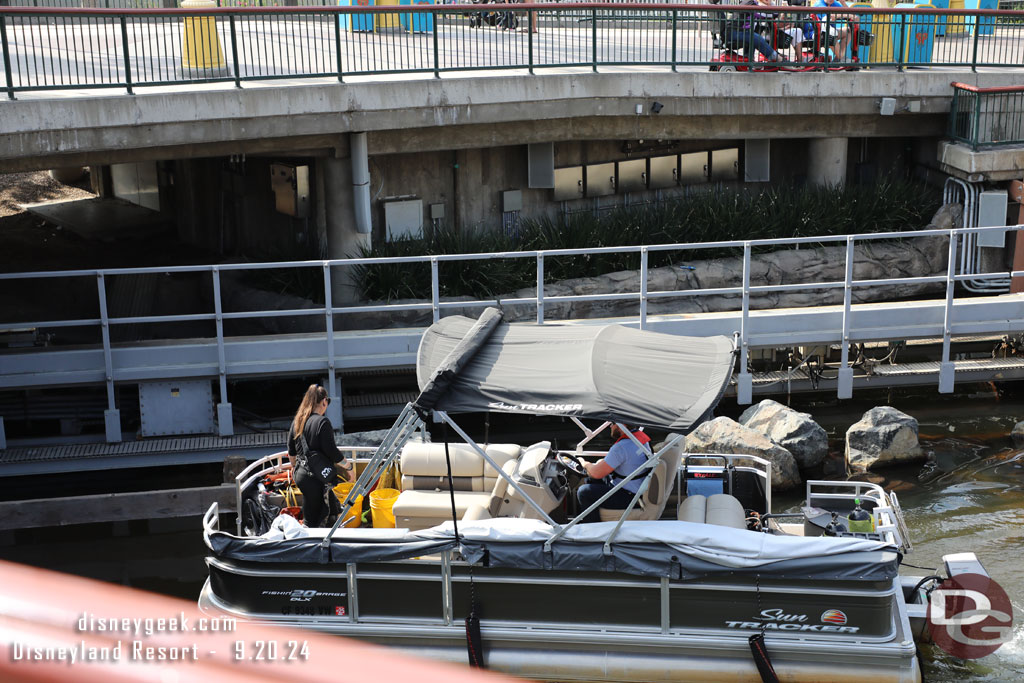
top-left (845, 407), bottom-right (923, 471)
top-left (685, 417), bottom-right (801, 491)
top-left (738, 399), bottom-right (828, 469)
top-left (1012, 421), bottom-right (1024, 448)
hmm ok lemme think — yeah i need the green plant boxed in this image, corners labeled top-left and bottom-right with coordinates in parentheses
top-left (352, 179), bottom-right (940, 302)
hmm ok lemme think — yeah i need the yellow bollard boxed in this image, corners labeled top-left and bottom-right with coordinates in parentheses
top-left (181, 0), bottom-right (226, 70)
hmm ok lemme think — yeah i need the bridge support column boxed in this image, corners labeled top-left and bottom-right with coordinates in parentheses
top-left (320, 149), bottom-right (370, 305)
top-left (0, 417), bottom-right (5, 450)
top-left (217, 402), bottom-right (234, 437)
top-left (807, 137), bottom-right (848, 188)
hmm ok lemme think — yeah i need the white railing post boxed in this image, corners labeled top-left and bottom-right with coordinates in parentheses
top-left (536, 252), bottom-right (545, 324)
top-left (736, 243), bottom-right (752, 404)
top-left (640, 247), bottom-right (649, 330)
top-left (213, 267), bottom-right (233, 436)
top-left (324, 263), bottom-right (342, 430)
top-left (838, 236), bottom-right (855, 399)
top-left (430, 257), bottom-right (440, 323)
top-left (97, 272), bottom-right (121, 443)
top-left (939, 230), bottom-right (958, 393)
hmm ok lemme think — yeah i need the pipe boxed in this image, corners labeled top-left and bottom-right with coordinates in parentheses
top-left (351, 132), bottom-right (372, 235)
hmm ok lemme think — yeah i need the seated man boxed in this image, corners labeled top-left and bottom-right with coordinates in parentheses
top-left (576, 424), bottom-right (652, 523)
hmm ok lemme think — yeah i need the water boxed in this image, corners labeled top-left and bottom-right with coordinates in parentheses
top-left (2, 392), bottom-right (1022, 682)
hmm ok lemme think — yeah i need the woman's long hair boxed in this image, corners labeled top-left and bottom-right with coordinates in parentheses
top-left (291, 384), bottom-right (328, 437)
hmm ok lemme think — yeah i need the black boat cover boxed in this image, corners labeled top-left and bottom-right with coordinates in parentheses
top-left (414, 308), bottom-right (735, 432)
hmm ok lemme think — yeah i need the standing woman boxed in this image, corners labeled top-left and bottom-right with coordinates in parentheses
top-left (287, 384), bottom-right (355, 527)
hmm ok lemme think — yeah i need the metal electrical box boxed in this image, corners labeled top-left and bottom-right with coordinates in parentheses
top-left (744, 139), bottom-right (770, 182)
top-left (528, 142), bottom-right (555, 188)
top-left (586, 163), bottom-right (616, 197)
top-left (139, 380), bottom-right (215, 437)
top-left (680, 152), bottom-right (709, 185)
top-left (270, 163), bottom-right (310, 218)
top-left (553, 167), bottom-right (584, 201)
top-left (502, 190), bottom-right (523, 212)
top-left (711, 148), bottom-right (740, 181)
top-left (977, 191), bottom-right (1008, 247)
top-left (648, 155), bottom-right (679, 189)
top-left (384, 199), bottom-right (424, 241)
top-left (617, 159), bottom-right (647, 193)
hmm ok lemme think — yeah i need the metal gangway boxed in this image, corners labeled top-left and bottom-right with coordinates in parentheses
top-left (1, 224), bottom-right (1023, 451)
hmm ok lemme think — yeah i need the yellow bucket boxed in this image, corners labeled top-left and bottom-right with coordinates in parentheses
top-left (369, 487), bottom-right (401, 528)
top-left (332, 483), bottom-right (364, 528)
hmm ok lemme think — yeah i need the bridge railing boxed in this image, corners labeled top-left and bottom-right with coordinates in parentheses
top-left (2, 4), bottom-right (1024, 98)
top-left (949, 81), bottom-right (1024, 150)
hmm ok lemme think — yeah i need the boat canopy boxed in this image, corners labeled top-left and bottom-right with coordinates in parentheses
top-left (414, 308), bottom-right (735, 432)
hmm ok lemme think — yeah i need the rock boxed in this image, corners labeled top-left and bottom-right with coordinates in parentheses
top-left (738, 399), bottom-right (828, 469)
top-left (1012, 420), bottom-right (1024, 447)
top-left (845, 407), bottom-right (924, 471)
top-left (685, 417), bottom-right (801, 491)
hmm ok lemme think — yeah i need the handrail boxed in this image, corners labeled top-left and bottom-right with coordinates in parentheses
top-left (2, 4), bottom-right (1024, 99)
top-left (951, 81), bottom-right (1024, 94)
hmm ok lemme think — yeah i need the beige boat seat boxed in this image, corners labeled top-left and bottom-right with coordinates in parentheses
top-left (677, 493), bottom-right (747, 530)
top-left (392, 442), bottom-right (521, 530)
top-left (597, 438), bottom-right (683, 522)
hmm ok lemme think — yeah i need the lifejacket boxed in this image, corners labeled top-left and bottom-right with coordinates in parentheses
top-left (614, 430), bottom-right (652, 448)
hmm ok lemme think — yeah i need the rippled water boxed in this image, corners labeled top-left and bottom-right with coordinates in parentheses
top-left (2, 391), bottom-right (1022, 681)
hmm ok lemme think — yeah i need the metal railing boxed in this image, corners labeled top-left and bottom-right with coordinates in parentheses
top-left (2, 226), bottom-right (1024, 409)
top-left (2, 4), bottom-right (1024, 98)
top-left (949, 81), bottom-right (1024, 150)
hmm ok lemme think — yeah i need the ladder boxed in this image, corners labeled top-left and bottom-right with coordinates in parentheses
top-left (322, 402), bottom-right (424, 545)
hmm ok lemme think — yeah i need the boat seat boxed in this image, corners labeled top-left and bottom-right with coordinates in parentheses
top-left (677, 493), bottom-right (747, 530)
top-left (392, 442), bottom-right (521, 531)
top-left (597, 437), bottom-right (683, 522)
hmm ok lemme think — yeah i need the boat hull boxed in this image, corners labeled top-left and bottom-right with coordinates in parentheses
top-left (200, 556), bottom-right (921, 683)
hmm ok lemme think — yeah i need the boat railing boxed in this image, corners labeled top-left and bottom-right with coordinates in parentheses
top-left (805, 479), bottom-right (908, 550)
top-left (678, 453), bottom-right (773, 515)
top-left (202, 501), bottom-right (219, 550)
top-left (232, 446), bottom-right (378, 535)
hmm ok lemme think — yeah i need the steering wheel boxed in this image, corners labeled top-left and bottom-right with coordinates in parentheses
top-left (557, 453), bottom-right (588, 478)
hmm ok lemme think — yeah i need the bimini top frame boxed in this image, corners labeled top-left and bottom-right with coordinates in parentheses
top-left (325, 308), bottom-right (737, 545)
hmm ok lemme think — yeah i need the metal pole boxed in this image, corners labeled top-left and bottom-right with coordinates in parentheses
top-left (972, 91), bottom-right (981, 151)
top-left (591, 7), bottom-right (597, 72)
top-left (639, 247), bottom-right (648, 330)
top-left (97, 273), bottom-right (121, 443)
top-left (431, 257), bottom-right (440, 323)
top-left (229, 14), bottom-right (241, 87)
top-left (896, 13), bottom-right (905, 72)
top-left (939, 230), bottom-right (957, 392)
top-left (736, 243), bottom-right (752, 404)
top-left (528, 9), bottom-right (534, 75)
top-left (0, 16), bottom-right (15, 100)
top-left (432, 8), bottom-right (439, 78)
top-left (970, 10), bottom-right (980, 73)
top-left (536, 252), bottom-right (544, 324)
top-left (324, 262), bottom-right (341, 430)
top-left (212, 268), bottom-right (233, 436)
top-left (671, 9), bottom-right (677, 73)
top-left (334, 8), bottom-right (344, 82)
top-left (119, 16), bottom-right (133, 95)
top-left (838, 236), bottom-right (854, 399)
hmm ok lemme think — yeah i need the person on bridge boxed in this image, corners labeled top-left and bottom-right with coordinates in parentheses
top-left (576, 424), bottom-right (653, 523)
top-left (725, 0), bottom-right (786, 64)
top-left (287, 384), bottom-right (355, 527)
top-left (813, 0), bottom-right (856, 62)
